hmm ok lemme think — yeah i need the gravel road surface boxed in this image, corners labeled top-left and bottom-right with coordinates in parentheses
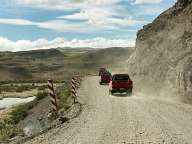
top-left (24, 76), bottom-right (192, 144)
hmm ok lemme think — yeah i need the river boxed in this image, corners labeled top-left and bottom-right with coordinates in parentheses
top-left (0, 97), bottom-right (36, 109)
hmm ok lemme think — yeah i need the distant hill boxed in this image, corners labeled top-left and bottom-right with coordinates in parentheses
top-left (16, 49), bottom-right (64, 59)
top-left (0, 47), bottom-right (133, 81)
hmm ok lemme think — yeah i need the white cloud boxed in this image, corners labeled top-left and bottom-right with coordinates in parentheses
top-left (0, 19), bottom-right (34, 26)
top-left (15, 0), bottom-right (121, 10)
top-left (133, 0), bottom-right (162, 5)
top-left (0, 18), bottom-right (105, 32)
top-left (58, 7), bottom-right (148, 27)
top-left (0, 17), bottom-right (147, 33)
top-left (104, 17), bottom-right (148, 26)
top-left (139, 6), bottom-right (163, 15)
top-left (87, 0), bottom-right (121, 6)
top-left (16, 0), bottom-right (121, 5)
top-left (58, 7), bottom-right (118, 24)
top-left (15, 0), bottom-right (137, 27)
top-left (58, 7), bottom-right (117, 21)
top-left (57, 12), bottom-right (89, 20)
top-left (0, 37), bottom-right (135, 52)
top-left (12, 0), bottom-right (150, 33)
top-left (129, 5), bottom-right (164, 17)
top-left (15, 0), bottom-right (86, 10)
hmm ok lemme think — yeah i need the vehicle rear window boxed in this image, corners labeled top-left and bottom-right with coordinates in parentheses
top-left (113, 75), bottom-right (129, 81)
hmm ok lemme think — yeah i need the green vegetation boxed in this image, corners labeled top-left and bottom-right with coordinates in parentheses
top-left (37, 85), bottom-right (47, 91)
top-left (7, 90), bottom-right (47, 125)
top-left (0, 86), bottom-right (16, 93)
top-left (57, 84), bottom-right (71, 110)
top-left (0, 89), bottom-right (48, 140)
top-left (0, 102), bottom-right (36, 140)
top-left (15, 85), bottom-right (35, 93)
top-left (0, 118), bottom-right (23, 141)
top-left (9, 100), bottom-right (37, 124)
top-left (0, 85), bottom-right (36, 94)
top-left (36, 90), bottom-right (47, 101)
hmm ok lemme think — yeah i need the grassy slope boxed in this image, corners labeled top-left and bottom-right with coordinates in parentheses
top-left (0, 47), bottom-right (134, 81)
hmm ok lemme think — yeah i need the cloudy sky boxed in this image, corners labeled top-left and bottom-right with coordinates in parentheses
top-left (0, 0), bottom-right (176, 51)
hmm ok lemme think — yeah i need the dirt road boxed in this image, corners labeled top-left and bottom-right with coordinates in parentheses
top-left (25, 76), bottom-right (192, 144)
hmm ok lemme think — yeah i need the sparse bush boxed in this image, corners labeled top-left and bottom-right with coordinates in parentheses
top-left (36, 90), bottom-right (47, 101)
top-left (15, 85), bottom-right (34, 93)
top-left (0, 85), bottom-right (36, 93)
top-left (9, 101), bottom-right (37, 124)
top-left (57, 85), bottom-right (71, 110)
top-left (0, 118), bottom-right (23, 141)
top-left (37, 85), bottom-right (47, 91)
top-left (0, 86), bottom-right (16, 93)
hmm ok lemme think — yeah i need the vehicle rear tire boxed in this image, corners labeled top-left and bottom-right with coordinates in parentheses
top-left (126, 89), bottom-right (132, 96)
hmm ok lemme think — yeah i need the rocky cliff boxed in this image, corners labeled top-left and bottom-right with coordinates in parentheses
top-left (127, 0), bottom-right (192, 102)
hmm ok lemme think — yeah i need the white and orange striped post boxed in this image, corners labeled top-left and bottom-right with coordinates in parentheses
top-left (71, 77), bottom-right (77, 103)
top-left (48, 79), bottom-right (58, 114)
top-left (75, 75), bottom-right (81, 89)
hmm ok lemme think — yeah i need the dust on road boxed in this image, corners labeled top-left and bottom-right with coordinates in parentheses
top-left (24, 76), bottom-right (192, 144)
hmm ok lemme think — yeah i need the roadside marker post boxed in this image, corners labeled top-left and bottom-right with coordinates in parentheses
top-left (47, 79), bottom-right (58, 115)
top-left (75, 75), bottom-right (81, 88)
top-left (71, 77), bottom-right (77, 103)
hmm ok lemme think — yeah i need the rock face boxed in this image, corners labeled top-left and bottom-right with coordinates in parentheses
top-left (127, 0), bottom-right (192, 102)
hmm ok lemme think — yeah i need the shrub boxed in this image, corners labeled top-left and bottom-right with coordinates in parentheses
top-left (0, 88), bottom-right (48, 141)
top-left (57, 85), bottom-right (70, 110)
top-left (9, 100), bottom-right (37, 124)
top-left (37, 85), bottom-right (47, 91)
top-left (36, 91), bottom-right (47, 101)
top-left (0, 118), bottom-right (22, 141)
top-left (7, 90), bottom-right (46, 125)
top-left (15, 85), bottom-right (32, 93)
top-left (0, 86), bottom-right (15, 93)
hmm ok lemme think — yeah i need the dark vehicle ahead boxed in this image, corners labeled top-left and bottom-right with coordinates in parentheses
top-left (99, 68), bottom-right (107, 76)
top-left (100, 72), bottom-right (112, 85)
top-left (109, 74), bottom-right (133, 95)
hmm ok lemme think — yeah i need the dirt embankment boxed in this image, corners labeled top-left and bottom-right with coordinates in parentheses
top-left (126, 0), bottom-right (192, 103)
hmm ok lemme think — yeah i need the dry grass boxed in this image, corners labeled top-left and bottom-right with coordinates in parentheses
top-left (1, 89), bottom-right (38, 98)
top-left (0, 47), bottom-right (133, 81)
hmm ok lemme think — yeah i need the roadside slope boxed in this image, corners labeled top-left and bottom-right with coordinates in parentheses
top-left (24, 76), bottom-right (192, 144)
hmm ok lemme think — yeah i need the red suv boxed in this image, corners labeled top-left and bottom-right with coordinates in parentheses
top-left (100, 72), bottom-right (112, 85)
top-left (109, 74), bottom-right (133, 95)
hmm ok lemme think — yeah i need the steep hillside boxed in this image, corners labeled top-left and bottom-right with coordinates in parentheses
top-left (0, 47), bottom-right (133, 81)
top-left (127, 0), bottom-right (192, 102)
